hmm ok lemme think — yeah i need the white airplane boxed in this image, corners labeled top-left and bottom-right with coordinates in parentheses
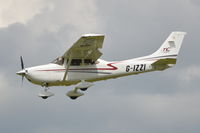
top-left (16, 31), bottom-right (186, 100)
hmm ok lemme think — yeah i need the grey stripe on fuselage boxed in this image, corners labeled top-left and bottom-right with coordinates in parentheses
top-left (142, 54), bottom-right (177, 60)
top-left (69, 70), bottom-right (111, 74)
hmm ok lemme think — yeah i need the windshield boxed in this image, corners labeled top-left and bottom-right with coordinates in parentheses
top-left (51, 57), bottom-right (64, 65)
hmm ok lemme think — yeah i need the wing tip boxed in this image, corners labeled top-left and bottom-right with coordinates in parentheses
top-left (171, 31), bottom-right (187, 35)
top-left (82, 33), bottom-right (105, 37)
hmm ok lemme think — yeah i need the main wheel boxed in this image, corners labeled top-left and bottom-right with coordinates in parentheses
top-left (70, 96), bottom-right (78, 100)
top-left (41, 96), bottom-right (48, 99)
top-left (80, 88), bottom-right (88, 91)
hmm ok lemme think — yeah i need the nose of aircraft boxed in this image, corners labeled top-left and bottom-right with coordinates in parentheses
top-left (16, 70), bottom-right (26, 76)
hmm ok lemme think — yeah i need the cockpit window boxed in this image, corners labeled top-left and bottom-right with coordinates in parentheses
top-left (52, 57), bottom-right (96, 66)
top-left (51, 57), bottom-right (64, 65)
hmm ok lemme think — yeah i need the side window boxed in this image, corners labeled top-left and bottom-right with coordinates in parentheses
top-left (65, 59), bottom-right (96, 66)
top-left (84, 59), bottom-right (94, 65)
top-left (71, 59), bottom-right (82, 66)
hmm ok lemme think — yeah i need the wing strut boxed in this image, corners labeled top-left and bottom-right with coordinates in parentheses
top-left (63, 56), bottom-right (72, 81)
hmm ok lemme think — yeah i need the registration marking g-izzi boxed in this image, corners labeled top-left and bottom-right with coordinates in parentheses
top-left (126, 64), bottom-right (146, 72)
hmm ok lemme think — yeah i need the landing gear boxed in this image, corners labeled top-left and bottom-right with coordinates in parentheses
top-left (41, 96), bottom-right (48, 99)
top-left (66, 80), bottom-right (93, 100)
top-left (80, 88), bottom-right (88, 91)
top-left (76, 80), bottom-right (93, 90)
top-left (38, 90), bottom-right (54, 99)
top-left (38, 84), bottom-right (54, 99)
top-left (69, 96), bottom-right (78, 100)
top-left (66, 90), bottom-right (84, 100)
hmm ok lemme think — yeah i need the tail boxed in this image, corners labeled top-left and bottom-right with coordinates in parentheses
top-left (151, 31), bottom-right (186, 58)
top-left (148, 32), bottom-right (186, 70)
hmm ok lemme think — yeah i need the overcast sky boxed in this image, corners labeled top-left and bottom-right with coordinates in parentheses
top-left (0, 0), bottom-right (200, 133)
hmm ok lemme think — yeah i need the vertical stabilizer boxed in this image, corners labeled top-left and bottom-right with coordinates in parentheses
top-left (151, 32), bottom-right (186, 58)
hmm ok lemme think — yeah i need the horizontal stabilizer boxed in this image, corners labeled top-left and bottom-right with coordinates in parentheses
top-left (152, 58), bottom-right (177, 66)
top-left (152, 58), bottom-right (177, 71)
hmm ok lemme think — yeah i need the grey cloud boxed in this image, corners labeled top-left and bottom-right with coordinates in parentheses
top-left (0, 0), bottom-right (200, 133)
top-left (2, 86), bottom-right (200, 133)
top-left (190, 0), bottom-right (200, 6)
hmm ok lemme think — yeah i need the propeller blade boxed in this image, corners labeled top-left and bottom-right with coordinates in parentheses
top-left (21, 75), bottom-right (24, 86)
top-left (20, 56), bottom-right (24, 70)
top-left (19, 56), bottom-right (25, 86)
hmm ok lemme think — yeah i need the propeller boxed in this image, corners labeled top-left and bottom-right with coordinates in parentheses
top-left (21, 73), bottom-right (24, 85)
top-left (20, 56), bottom-right (24, 70)
top-left (17, 56), bottom-right (26, 85)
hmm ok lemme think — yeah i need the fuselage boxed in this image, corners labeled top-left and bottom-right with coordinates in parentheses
top-left (21, 57), bottom-right (159, 87)
top-left (15, 32), bottom-right (186, 100)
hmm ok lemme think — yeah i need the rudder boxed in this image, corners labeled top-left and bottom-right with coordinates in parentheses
top-left (151, 32), bottom-right (186, 58)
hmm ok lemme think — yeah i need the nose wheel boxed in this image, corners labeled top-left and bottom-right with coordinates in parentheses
top-left (38, 89), bottom-right (54, 99)
top-left (38, 84), bottom-right (54, 99)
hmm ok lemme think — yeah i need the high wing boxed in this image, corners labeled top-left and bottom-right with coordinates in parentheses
top-left (61, 34), bottom-right (105, 81)
top-left (62, 34), bottom-right (105, 61)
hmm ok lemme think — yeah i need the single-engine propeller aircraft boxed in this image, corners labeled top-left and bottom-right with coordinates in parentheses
top-left (16, 32), bottom-right (186, 100)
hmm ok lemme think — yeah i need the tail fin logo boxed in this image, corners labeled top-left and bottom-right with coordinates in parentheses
top-left (163, 40), bottom-right (176, 53)
top-left (163, 47), bottom-right (170, 53)
top-left (152, 32), bottom-right (186, 56)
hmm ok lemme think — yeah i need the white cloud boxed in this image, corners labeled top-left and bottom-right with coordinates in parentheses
top-left (164, 65), bottom-right (200, 88)
top-left (27, 0), bottom-right (102, 35)
top-left (0, 0), bottom-right (48, 27)
top-left (178, 65), bottom-right (200, 82)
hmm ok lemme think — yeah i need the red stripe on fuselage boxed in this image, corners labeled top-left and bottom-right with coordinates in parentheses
top-left (38, 62), bottom-right (118, 72)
